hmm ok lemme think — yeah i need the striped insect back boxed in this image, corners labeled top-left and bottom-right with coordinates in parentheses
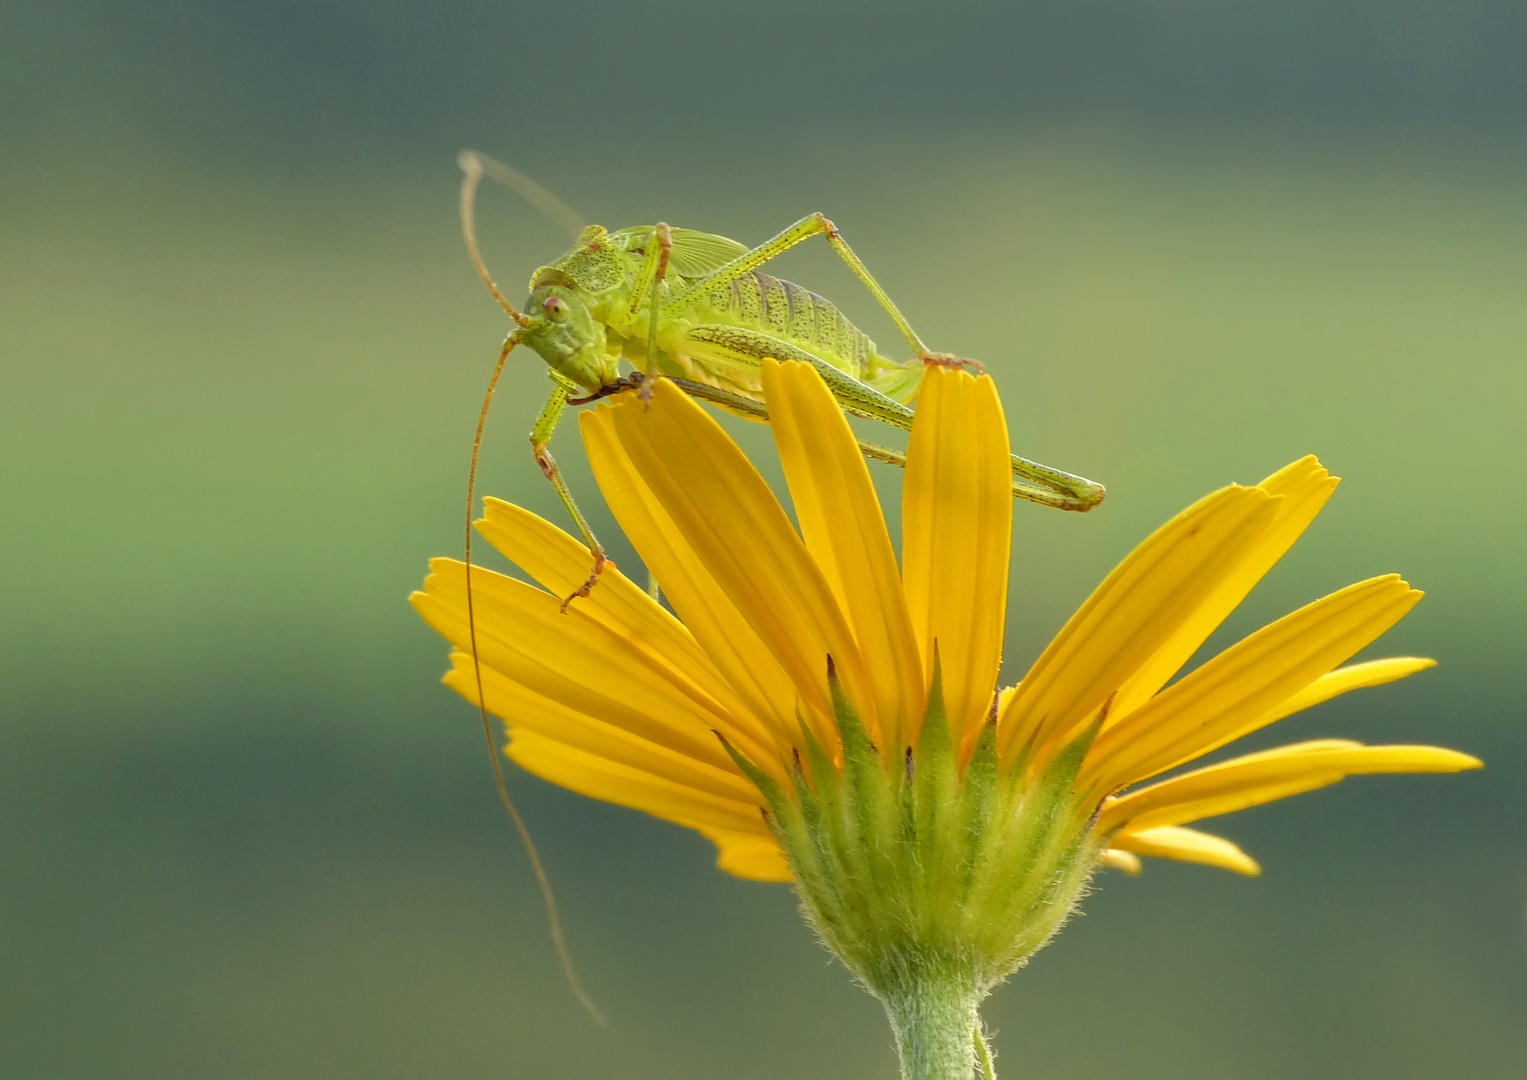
top-left (705, 270), bottom-right (878, 382)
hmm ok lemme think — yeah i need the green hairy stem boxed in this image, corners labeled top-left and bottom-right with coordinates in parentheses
top-left (882, 979), bottom-right (984, 1080)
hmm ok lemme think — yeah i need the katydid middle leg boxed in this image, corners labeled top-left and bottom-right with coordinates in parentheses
top-left (623, 223), bottom-right (673, 404)
top-left (662, 213), bottom-right (983, 374)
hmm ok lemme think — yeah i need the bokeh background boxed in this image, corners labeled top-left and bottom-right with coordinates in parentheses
top-left (2, 2), bottom-right (1524, 1077)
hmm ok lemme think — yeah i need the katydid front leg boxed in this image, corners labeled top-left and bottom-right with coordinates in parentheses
top-left (530, 376), bottom-right (609, 610)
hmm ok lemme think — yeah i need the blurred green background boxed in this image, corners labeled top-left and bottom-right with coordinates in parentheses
top-left (2, 2), bottom-right (1524, 1077)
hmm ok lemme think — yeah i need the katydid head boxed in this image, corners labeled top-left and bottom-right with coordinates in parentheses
top-left (458, 153), bottom-right (623, 393)
top-left (518, 282), bottom-right (610, 391)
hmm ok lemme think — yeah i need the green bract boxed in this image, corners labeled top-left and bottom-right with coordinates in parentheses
top-left (726, 660), bottom-right (1103, 1080)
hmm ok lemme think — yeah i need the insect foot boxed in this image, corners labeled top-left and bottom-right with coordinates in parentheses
top-left (567, 374), bottom-right (643, 408)
top-left (920, 351), bottom-right (986, 375)
top-left (559, 546), bottom-right (611, 613)
top-left (637, 373), bottom-right (660, 408)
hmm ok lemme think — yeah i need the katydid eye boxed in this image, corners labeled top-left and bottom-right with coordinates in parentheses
top-left (543, 295), bottom-right (570, 322)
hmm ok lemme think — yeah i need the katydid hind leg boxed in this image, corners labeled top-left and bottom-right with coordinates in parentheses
top-left (854, 438), bottom-right (1102, 511)
top-left (679, 323), bottom-right (1104, 510)
top-left (681, 323), bottom-right (917, 426)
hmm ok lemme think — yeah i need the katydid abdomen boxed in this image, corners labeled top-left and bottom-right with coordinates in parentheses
top-left (631, 268), bottom-right (923, 406)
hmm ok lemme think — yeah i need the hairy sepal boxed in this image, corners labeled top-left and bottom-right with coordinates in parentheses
top-left (746, 661), bottom-right (1104, 1004)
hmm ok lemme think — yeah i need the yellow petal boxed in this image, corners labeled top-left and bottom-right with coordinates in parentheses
top-left (902, 367), bottom-right (1013, 750)
top-left (1322, 743), bottom-right (1482, 773)
top-left (1085, 575), bottom-right (1423, 791)
top-left (411, 559), bottom-right (752, 772)
top-left (442, 650), bottom-right (765, 806)
top-left (595, 380), bottom-right (872, 747)
top-left (476, 498), bottom-right (759, 730)
top-left (998, 484), bottom-right (1281, 767)
top-left (1097, 849), bottom-right (1143, 875)
top-left (506, 729), bottom-right (771, 836)
top-left (1106, 457), bottom-right (1339, 723)
top-left (1259, 656), bottom-right (1436, 726)
top-left (580, 405), bottom-right (799, 774)
top-left (1101, 739), bottom-right (1481, 834)
top-left (764, 359), bottom-right (924, 750)
top-left (698, 826), bottom-right (794, 883)
top-left (1110, 825), bottom-right (1262, 876)
top-left (1098, 741), bottom-right (1357, 835)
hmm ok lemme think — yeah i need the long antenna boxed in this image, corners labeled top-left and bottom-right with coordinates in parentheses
top-left (464, 336), bottom-right (607, 1026)
top-left (459, 149), bottom-right (588, 241)
top-left (459, 153), bottom-right (534, 327)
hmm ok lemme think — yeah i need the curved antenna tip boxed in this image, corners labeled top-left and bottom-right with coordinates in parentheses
top-left (457, 149), bottom-right (587, 240)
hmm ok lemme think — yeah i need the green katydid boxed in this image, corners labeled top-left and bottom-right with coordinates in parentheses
top-left (457, 150), bottom-right (1105, 607)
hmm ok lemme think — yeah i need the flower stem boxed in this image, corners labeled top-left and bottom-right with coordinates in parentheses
top-left (975, 1024), bottom-right (998, 1080)
top-left (882, 981), bottom-right (986, 1080)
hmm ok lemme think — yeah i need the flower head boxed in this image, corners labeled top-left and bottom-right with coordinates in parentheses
top-left (412, 360), bottom-right (1477, 1073)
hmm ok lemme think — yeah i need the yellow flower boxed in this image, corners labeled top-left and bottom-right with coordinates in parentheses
top-left (411, 359), bottom-right (1478, 1079)
top-left (412, 360), bottom-right (1474, 883)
